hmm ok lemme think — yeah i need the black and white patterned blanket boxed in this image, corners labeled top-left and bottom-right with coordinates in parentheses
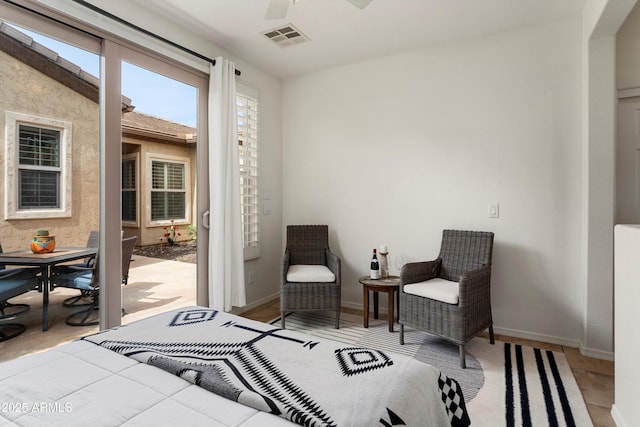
top-left (83, 307), bottom-right (470, 427)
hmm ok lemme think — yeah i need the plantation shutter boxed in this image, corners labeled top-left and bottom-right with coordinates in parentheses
top-left (237, 84), bottom-right (259, 258)
top-left (151, 160), bottom-right (186, 221)
top-left (122, 157), bottom-right (136, 222)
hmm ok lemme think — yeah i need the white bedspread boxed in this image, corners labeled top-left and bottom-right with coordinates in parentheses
top-left (0, 307), bottom-right (470, 426)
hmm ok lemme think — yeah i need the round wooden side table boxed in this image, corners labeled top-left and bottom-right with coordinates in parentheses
top-left (359, 275), bottom-right (400, 332)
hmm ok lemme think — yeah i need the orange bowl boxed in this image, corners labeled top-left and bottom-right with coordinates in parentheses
top-left (31, 236), bottom-right (55, 254)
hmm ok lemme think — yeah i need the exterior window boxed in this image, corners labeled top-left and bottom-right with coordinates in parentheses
top-left (18, 124), bottom-right (61, 209)
top-left (150, 159), bottom-right (186, 221)
top-left (122, 155), bottom-right (137, 223)
top-left (237, 85), bottom-right (259, 259)
top-left (5, 112), bottom-right (72, 219)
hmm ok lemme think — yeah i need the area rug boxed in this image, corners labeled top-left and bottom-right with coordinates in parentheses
top-left (271, 311), bottom-right (593, 427)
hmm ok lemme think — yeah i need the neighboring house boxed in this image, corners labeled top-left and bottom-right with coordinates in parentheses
top-left (0, 21), bottom-right (195, 249)
top-left (121, 111), bottom-right (196, 246)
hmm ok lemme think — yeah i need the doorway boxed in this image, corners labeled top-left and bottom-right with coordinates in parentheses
top-left (616, 95), bottom-right (640, 224)
top-left (118, 57), bottom-right (202, 322)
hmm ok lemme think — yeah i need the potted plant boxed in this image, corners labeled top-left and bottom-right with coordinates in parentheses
top-left (31, 229), bottom-right (56, 254)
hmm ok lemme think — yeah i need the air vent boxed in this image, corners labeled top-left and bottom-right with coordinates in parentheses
top-left (261, 24), bottom-right (310, 48)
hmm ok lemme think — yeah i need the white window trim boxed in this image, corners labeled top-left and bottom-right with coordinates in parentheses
top-left (4, 111), bottom-right (72, 219)
top-left (122, 152), bottom-right (139, 227)
top-left (145, 153), bottom-right (191, 228)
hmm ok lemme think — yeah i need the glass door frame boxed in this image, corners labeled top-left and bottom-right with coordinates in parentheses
top-left (1, 0), bottom-right (210, 329)
top-left (102, 44), bottom-right (208, 328)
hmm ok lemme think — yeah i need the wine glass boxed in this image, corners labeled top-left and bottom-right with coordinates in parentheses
top-left (394, 255), bottom-right (406, 276)
top-left (380, 253), bottom-right (391, 282)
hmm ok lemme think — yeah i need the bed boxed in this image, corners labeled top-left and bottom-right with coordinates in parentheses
top-left (0, 307), bottom-right (470, 426)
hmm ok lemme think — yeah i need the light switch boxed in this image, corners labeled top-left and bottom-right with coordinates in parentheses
top-left (488, 203), bottom-right (499, 218)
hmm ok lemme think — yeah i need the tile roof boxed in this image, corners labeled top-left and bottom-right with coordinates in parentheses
top-left (0, 21), bottom-right (132, 108)
top-left (122, 111), bottom-right (196, 144)
top-left (1, 21), bottom-right (196, 144)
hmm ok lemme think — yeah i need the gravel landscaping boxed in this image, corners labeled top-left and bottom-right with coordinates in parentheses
top-left (133, 240), bottom-right (196, 264)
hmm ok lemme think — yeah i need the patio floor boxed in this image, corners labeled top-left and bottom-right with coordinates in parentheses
top-left (0, 255), bottom-right (196, 362)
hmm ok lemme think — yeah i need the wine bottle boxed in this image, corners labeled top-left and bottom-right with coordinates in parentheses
top-left (370, 248), bottom-right (380, 279)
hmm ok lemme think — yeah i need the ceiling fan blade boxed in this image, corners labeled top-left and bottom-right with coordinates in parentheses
top-left (345, 0), bottom-right (373, 9)
top-left (265, 0), bottom-right (289, 19)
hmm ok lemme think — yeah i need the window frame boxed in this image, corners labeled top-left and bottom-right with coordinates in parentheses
top-left (121, 152), bottom-right (139, 226)
top-left (146, 154), bottom-right (190, 227)
top-left (4, 111), bottom-right (73, 219)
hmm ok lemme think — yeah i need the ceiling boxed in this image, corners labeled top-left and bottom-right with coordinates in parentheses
top-left (128, 0), bottom-right (586, 79)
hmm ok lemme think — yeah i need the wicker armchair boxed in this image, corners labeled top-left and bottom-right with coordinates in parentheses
top-left (399, 229), bottom-right (495, 368)
top-left (280, 225), bottom-right (341, 329)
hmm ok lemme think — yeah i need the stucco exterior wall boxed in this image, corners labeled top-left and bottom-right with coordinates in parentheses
top-left (0, 49), bottom-right (99, 251)
top-left (121, 136), bottom-right (196, 247)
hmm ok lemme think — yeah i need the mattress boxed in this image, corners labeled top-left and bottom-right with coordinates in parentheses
top-left (0, 337), bottom-right (290, 426)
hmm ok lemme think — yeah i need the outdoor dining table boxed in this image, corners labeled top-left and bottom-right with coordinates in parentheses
top-left (0, 247), bottom-right (98, 331)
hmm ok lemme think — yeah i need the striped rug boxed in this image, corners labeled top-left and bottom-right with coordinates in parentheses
top-left (272, 311), bottom-right (593, 427)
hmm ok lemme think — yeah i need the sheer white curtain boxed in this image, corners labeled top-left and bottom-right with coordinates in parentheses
top-left (208, 57), bottom-right (246, 311)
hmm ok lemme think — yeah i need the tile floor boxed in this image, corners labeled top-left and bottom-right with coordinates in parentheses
top-left (0, 256), bottom-right (615, 427)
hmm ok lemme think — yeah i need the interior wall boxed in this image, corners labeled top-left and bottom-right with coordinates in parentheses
top-left (584, 34), bottom-right (616, 356)
top-left (282, 18), bottom-right (584, 346)
top-left (617, 1), bottom-right (640, 90)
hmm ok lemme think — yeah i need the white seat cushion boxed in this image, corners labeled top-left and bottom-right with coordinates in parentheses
top-left (403, 278), bottom-right (459, 304)
top-left (286, 265), bottom-right (336, 283)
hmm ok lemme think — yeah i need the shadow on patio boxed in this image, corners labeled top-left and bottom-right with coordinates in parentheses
top-left (0, 255), bottom-right (196, 362)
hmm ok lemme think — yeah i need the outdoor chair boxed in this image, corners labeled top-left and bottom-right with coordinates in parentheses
top-left (280, 225), bottom-right (341, 329)
top-left (52, 252), bottom-right (99, 326)
top-left (0, 243), bottom-right (40, 342)
top-left (121, 235), bottom-right (136, 286)
top-left (51, 236), bottom-right (137, 326)
top-left (399, 229), bottom-right (495, 368)
top-left (119, 235), bottom-right (137, 315)
top-left (58, 230), bottom-right (100, 307)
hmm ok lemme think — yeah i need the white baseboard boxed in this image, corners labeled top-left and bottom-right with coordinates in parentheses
top-left (231, 292), bottom-right (280, 315)
top-left (263, 299), bottom-right (616, 361)
top-left (485, 326), bottom-right (615, 360)
top-left (493, 325), bottom-right (581, 348)
top-left (610, 404), bottom-right (627, 427)
top-left (579, 345), bottom-right (615, 361)
top-left (347, 302), bottom-right (614, 359)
